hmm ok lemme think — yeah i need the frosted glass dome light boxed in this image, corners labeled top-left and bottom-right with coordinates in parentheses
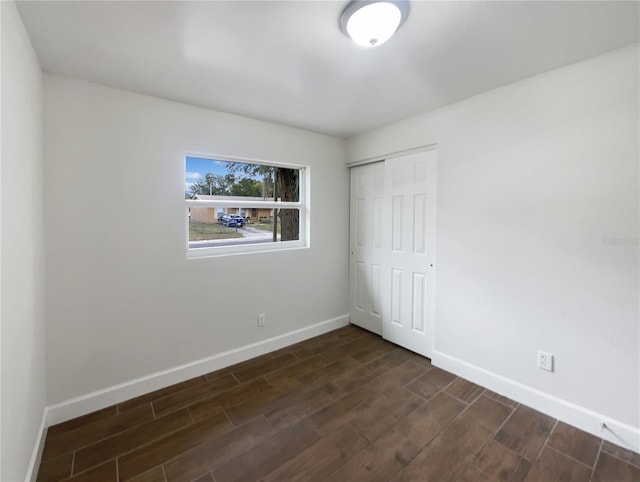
top-left (340, 1), bottom-right (410, 48)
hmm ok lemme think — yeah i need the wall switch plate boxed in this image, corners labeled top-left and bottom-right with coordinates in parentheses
top-left (538, 351), bottom-right (553, 372)
top-left (257, 313), bottom-right (265, 327)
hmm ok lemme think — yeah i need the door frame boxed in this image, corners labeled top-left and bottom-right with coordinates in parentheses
top-left (346, 143), bottom-right (438, 168)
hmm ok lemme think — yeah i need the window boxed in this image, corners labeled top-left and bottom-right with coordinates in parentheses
top-left (185, 155), bottom-right (308, 257)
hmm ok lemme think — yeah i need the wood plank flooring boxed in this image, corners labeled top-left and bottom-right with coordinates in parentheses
top-left (36, 325), bottom-right (640, 482)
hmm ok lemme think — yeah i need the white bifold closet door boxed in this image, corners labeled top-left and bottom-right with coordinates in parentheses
top-left (349, 149), bottom-right (437, 357)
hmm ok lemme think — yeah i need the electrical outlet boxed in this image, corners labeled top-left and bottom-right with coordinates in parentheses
top-left (537, 351), bottom-right (554, 372)
top-left (257, 313), bottom-right (266, 327)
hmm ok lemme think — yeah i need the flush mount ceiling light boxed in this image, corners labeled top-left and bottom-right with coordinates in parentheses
top-left (340, 0), bottom-right (410, 48)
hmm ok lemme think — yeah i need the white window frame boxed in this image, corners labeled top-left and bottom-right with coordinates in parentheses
top-left (185, 153), bottom-right (310, 259)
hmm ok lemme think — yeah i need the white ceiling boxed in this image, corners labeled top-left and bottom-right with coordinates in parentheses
top-left (17, 1), bottom-right (639, 138)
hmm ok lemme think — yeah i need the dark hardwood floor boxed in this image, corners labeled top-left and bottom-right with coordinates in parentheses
top-left (36, 325), bottom-right (639, 482)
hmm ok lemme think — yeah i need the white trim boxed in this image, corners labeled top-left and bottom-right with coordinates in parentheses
top-left (432, 350), bottom-right (640, 454)
top-left (185, 152), bottom-right (306, 172)
top-left (185, 159), bottom-right (309, 258)
top-left (45, 315), bottom-right (349, 426)
top-left (346, 143), bottom-right (438, 168)
top-left (187, 241), bottom-right (308, 259)
top-left (186, 200), bottom-right (301, 209)
top-left (24, 409), bottom-right (48, 482)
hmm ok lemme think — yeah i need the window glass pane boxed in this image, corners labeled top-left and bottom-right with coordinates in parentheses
top-left (278, 209), bottom-right (300, 241)
top-left (186, 157), bottom-right (299, 202)
top-left (189, 207), bottom-right (244, 246)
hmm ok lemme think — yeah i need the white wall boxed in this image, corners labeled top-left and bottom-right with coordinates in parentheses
top-left (1, 2), bottom-right (46, 481)
top-left (348, 45), bottom-right (639, 438)
top-left (43, 74), bottom-right (349, 405)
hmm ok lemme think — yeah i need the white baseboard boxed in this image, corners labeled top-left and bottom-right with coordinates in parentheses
top-left (24, 408), bottom-right (48, 482)
top-left (432, 350), bottom-right (640, 454)
top-left (46, 315), bottom-right (349, 427)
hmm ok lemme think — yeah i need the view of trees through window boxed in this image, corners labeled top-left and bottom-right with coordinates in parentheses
top-left (186, 156), bottom-right (303, 251)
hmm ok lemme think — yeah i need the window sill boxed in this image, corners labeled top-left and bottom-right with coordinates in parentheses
top-left (187, 240), bottom-right (308, 259)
